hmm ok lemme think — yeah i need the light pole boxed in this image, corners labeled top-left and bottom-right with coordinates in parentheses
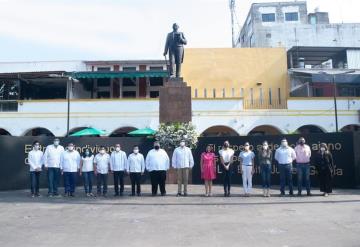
top-left (49, 74), bottom-right (79, 136)
top-left (320, 70), bottom-right (355, 132)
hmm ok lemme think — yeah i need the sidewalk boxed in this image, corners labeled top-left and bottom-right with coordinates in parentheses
top-left (0, 185), bottom-right (359, 247)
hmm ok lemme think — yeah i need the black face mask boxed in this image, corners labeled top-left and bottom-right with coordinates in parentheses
top-left (299, 141), bottom-right (305, 145)
top-left (154, 146), bottom-right (160, 150)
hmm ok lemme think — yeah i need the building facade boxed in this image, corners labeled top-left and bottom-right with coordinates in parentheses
top-left (237, 1), bottom-right (360, 51)
top-left (0, 48), bottom-right (359, 137)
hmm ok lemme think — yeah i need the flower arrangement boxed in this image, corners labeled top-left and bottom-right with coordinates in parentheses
top-left (155, 122), bottom-right (198, 150)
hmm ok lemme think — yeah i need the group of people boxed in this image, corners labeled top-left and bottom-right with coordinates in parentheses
top-left (27, 138), bottom-right (194, 198)
top-left (204, 138), bottom-right (335, 197)
top-left (27, 137), bottom-right (335, 198)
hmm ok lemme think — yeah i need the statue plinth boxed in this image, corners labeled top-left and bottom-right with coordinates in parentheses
top-left (159, 77), bottom-right (192, 124)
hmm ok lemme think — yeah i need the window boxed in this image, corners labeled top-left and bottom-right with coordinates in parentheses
top-left (150, 91), bottom-right (159, 98)
top-left (97, 67), bottom-right (111, 71)
top-left (123, 78), bottom-right (136, 87)
top-left (262, 13), bottom-right (275, 22)
top-left (97, 78), bottom-right (110, 87)
top-left (269, 88), bottom-right (272, 105)
top-left (285, 12), bottom-right (299, 21)
top-left (149, 77), bottom-right (163, 86)
top-left (122, 91), bottom-right (136, 98)
top-left (149, 66), bottom-right (164, 71)
top-left (97, 91), bottom-right (110, 98)
top-left (122, 67), bottom-right (137, 72)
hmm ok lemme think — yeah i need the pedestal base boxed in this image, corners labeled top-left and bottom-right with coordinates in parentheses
top-left (159, 77), bottom-right (192, 124)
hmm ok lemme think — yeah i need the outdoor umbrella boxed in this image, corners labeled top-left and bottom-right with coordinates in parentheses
top-left (128, 128), bottom-right (156, 136)
top-left (70, 127), bottom-right (107, 137)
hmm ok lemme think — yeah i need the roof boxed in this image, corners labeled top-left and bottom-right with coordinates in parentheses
top-left (288, 46), bottom-right (360, 66)
top-left (289, 68), bottom-right (360, 83)
top-left (68, 71), bottom-right (168, 79)
top-left (0, 61), bottom-right (86, 73)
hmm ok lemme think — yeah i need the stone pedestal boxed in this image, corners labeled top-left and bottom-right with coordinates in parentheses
top-left (160, 77), bottom-right (192, 184)
top-left (159, 77), bottom-right (192, 124)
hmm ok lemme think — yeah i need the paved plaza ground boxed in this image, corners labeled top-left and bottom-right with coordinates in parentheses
top-left (0, 185), bottom-right (359, 247)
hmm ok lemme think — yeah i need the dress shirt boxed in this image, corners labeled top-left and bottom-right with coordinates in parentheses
top-left (94, 153), bottom-right (110, 174)
top-left (81, 155), bottom-right (94, 172)
top-left (126, 153), bottom-right (145, 173)
top-left (239, 151), bottom-right (255, 166)
top-left (295, 145), bottom-right (311, 163)
top-left (110, 150), bottom-right (127, 171)
top-left (171, 146), bottom-right (194, 169)
top-left (43, 144), bottom-right (64, 168)
top-left (145, 149), bottom-right (170, 172)
top-left (28, 150), bottom-right (44, 171)
top-left (275, 147), bottom-right (296, 164)
top-left (219, 148), bottom-right (235, 163)
top-left (60, 150), bottom-right (81, 172)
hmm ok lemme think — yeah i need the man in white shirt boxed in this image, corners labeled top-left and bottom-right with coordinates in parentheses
top-left (145, 141), bottom-right (170, 196)
top-left (94, 146), bottom-right (110, 197)
top-left (275, 138), bottom-right (296, 196)
top-left (172, 140), bottom-right (194, 196)
top-left (126, 145), bottom-right (145, 196)
top-left (27, 141), bottom-right (44, 197)
top-left (219, 140), bottom-right (235, 197)
top-left (43, 138), bottom-right (64, 197)
top-left (295, 137), bottom-right (312, 196)
top-left (110, 144), bottom-right (127, 196)
top-left (60, 143), bottom-right (80, 197)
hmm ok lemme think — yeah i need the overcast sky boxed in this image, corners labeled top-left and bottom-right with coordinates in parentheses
top-left (0, 0), bottom-right (359, 61)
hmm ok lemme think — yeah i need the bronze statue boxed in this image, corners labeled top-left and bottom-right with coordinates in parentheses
top-left (163, 23), bottom-right (187, 78)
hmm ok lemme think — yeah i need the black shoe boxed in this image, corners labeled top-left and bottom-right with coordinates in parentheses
top-left (224, 193), bottom-right (228, 197)
top-left (307, 192), bottom-right (312, 196)
top-left (114, 193), bottom-right (119, 197)
top-left (161, 193), bottom-right (166, 196)
top-left (120, 192), bottom-right (124, 197)
top-left (131, 193), bottom-right (136, 196)
top-left (183, 193), bottom-right (188, 197)
top-left (227, 192), bottom-right (231, 197)
top-left (289, 192), bottom-right (294, 196)
top-left (70, 193), bottom-right (75, 197)
top-left (152, 193), bottom-right (157, 197)
top-left (137, 193), bottom-right (141, 197)
top-left (176, 193), bottom-right (182, 197)
top-left (297, 192), bottom-right (302, 196)
top-left (280, 192), bottom-right (285, 197)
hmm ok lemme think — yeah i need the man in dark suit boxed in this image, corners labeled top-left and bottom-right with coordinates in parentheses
top-left (163, 23), bottom-right (187, 78)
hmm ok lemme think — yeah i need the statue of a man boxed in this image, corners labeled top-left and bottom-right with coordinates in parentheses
top-left (163, 23), bottom-right (187, 78)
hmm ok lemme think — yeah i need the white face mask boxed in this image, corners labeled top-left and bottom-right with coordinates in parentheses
top-left (320, 147), bottom-right (326, 152)
top-left (133, 149), bottom-right (139, 154)
top-left (54, 141), bottom-right (59, 146)
top-left (34, 145), bottom-right (40, 150)
top-left (281, 141), bottom-right (288, 147)
top-left (115, 147), bottom-right (121, 152)
top-left (263, 145), bottom-right (268, 150)
top-left (244, 146), bottom-right (250, 151)
top-left (100, 150), bottom-right (106, 154)
top-left (68, 146), bottom-right (74, 151)
top-left (180, 142), bottom-right (185, 147)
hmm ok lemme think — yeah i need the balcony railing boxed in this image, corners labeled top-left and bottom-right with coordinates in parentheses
top-left (0, 100), bottom-right (18, 112)
top-left (244, 98), bottom-right (287, 109)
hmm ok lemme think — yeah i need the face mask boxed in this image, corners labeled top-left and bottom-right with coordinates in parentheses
top-left (224, 143), bottom-right (229, 148)
top-left (100, 150), bottom-right (105, 154)
top-left (320, 147), bottom-right (326, 152)
top-left (154, 145), bottom-right (160, 150)
top-left (133, 149), bottom-right (139, 154)
top-left (263, 145), bottom-right (268, 150)
top-left (115, 147), bottom-right (121, 152)
top-left (68, 146), bottom-right (74, 151)
top-left (34, 145), bottom-right (40, 150)
top-left (299, 141), bottom-right (305, 145)
top-left (180, 142), bottom-right (185, 147)
top-left (281, 142), bottom-right (288, 147)
top-left (244, 146), bottom-right (249, 151)
top-left (85, 151), bottom-right (90, 156)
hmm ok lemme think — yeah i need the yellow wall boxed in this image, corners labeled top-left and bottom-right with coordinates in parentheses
top-left (182, 48), bottom-right (288, 100)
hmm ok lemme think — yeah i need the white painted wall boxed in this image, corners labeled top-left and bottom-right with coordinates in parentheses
top-left (0, 98), bottom-right (359, 136)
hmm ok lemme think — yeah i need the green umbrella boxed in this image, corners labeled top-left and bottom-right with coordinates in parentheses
top-left (128, 128), bottom-right (156, 136)
top-left (70, 127), bottom-right (107, 137)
